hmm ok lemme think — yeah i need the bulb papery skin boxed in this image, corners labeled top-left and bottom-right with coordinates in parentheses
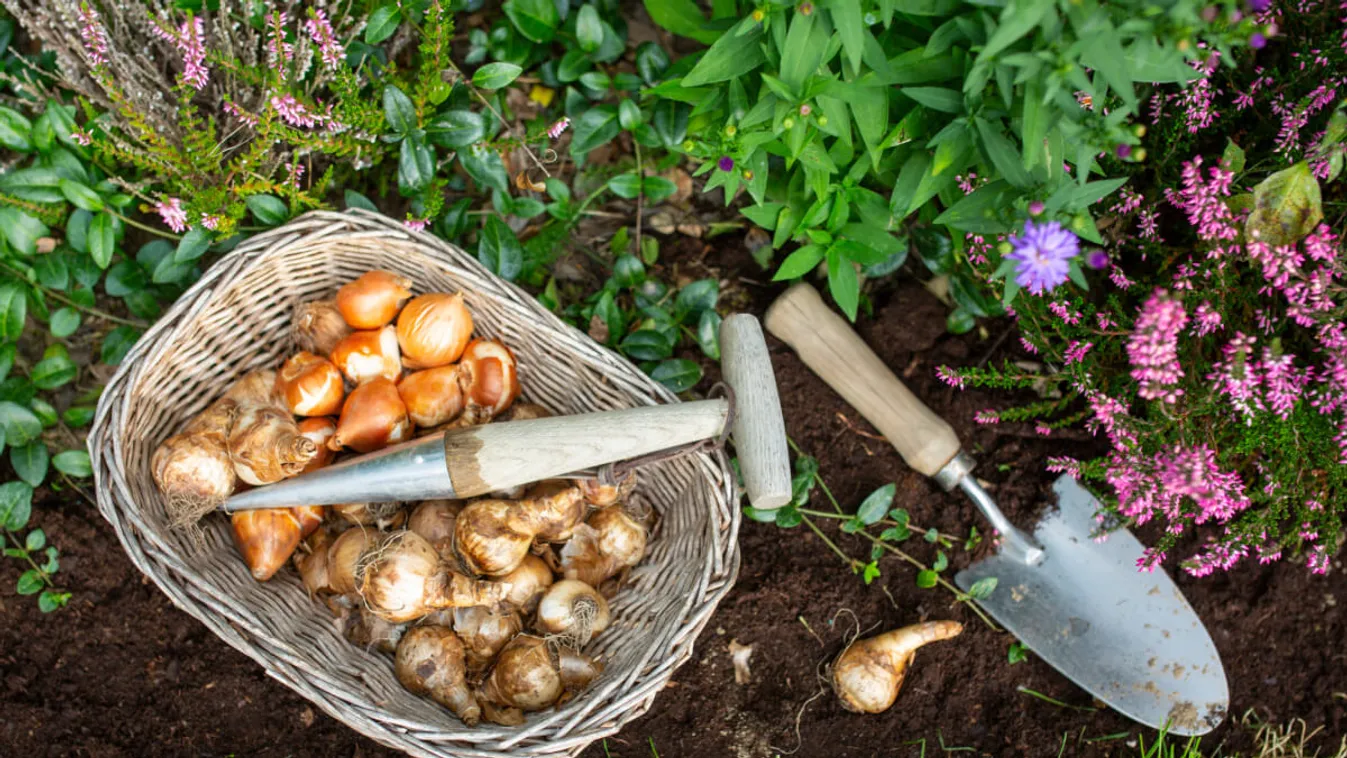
top-left (331, 326), bottom-right (402, 385)
top-left (346, 606), bottom-right (408, 654)
top-left (495, 554), bottom-right (553, 614)
top-left (292, 299), bottom-right (352, 356)
top-left (333, 377), bottom-right (411, 453)
top-left (295, 529), bottom-right (334, 596)
top-left (277, 352), bottom-right (345, 416)
top-left (359, 531), bottom-right (506, 622)
top-left (231, 508), bottom-right (304, 581)
top-left (577, 471), bottom-right (637, 507)
top-left (296, 417), bottom-right (338, 472)
top-left (335, 501), bottom-right (405, 529)
top-left (832, 620), bottom-right (964, 714)
top-left (394, 625), bottom-right (480, 725)
top-left (397, 292), bottom-right (474, 368)
top-left (510, 481), bottom-right (587, 542)
top-left (459, 338), bottom-right (520, 423)
top-left (560, 507), bottom-right (647, 586)
top-left (452, 605), bottom-right (524, 673)
top-left (228, 405), bottom-right (318, 485)
top-left (501, 403), bottom-right (551, 422)
top-left (407, 500), bottom-right (461, 553)
top-left (398, 366), bottom-right (466, 427)
top-left (337, 270), bottom-right (413, 329)
top-left (478, 635), bottom-right (563, 711)
top-left (327, 527), bottom-right (376, 596)
top-left (454, 499), bottom-right (534, 577)
top-left (535, 579), bottom-right (610, 645)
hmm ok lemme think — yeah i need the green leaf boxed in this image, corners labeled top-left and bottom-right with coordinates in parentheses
top-left (682, 23), bottom-right (766, 87)
top-left (1247, 162), bottom-right (1322, 247)
top-left (41, 545), bottom-right (58, 573)
top-left (1222, 139), bottom-right (1246, 174)
top-left (609, 173), bottom-right (644, 199)
top-left (932, 550), bottom-right (949, 572)
top-left (25, 528), bottom-right (44, 551)
top-left (696, 309), bottom-right (721, 360)
top-left (28, 398), bottom-right (56, 429)
top-left (880, 524), bottom-right (911, 542)
top-left (916, 569), bottom-right (939, 589)
top-left (613, 254), bottom-right (644, 287)
top-left (398, 136), bottom-right (435, 195)
top-left (946, 307), bottom-right (975, 334)
top-left (642, 0), bottom-right (718, 44)
top-left (773, 244), bottom-right (825, 281)
top-left (857, 483), bottom-right (896, 524)
top-left (575, 5), bottom-right (603, 52)
top-left (52, 449), bottom-right (91, 478)
top-left (246, 195), bottom-right (288, 226)
top-left (11, 442), bottom-right (48, 487)
top-left (649, 359), bottom-right (702, 392)
top-left (1007, 641), bottom-right (1028, 664)
top-left (58, 178), bottom-right (103, 211)
top-left (344, 190), bottom-right (378, 212)
top-left (902, 87), bottom-right (962, 113)
top-left (618, 99), bottom-right (642, 131)
top-left (31, 354), bottom-right (76, 389)
top-left (978, 0), bottom-right (1052, 62)
top-left (33, 251), bottom-right (69, 292)
top-left (99, 325), bottom-right (141, 365)
top-left (935, 180), bottom-right (1014, 234)
top-left (949, 274), bottom-right (1001, 318)
top-left (1080, 26), bottom-right (1134, 106)
top-left (570, 106), bottom-right (620, 156)
top-left (426, 110), bottom-right (487, 148)
top-left (636, 41), bottom-right (670, 85)
top-left (642, 176), bottom-right (677, 204)
top-left (974, 118), bottom-right (1032, 188)
top-left (38, 590), bottom-right (67, 612)
top-left (503, 0), bottom-right (560, 43)
top-left (0, 480), bottom-right (33, 530)
top-left (0, 207), bottom-right (49, 256)
top-left (478, 215), bottom-right (523, 281)
top-left (774, 504), bottom-right (803, 528)
top-left (861, 561), bottom-right (881, 585)
top-left (173, 225), bottom-right (211, 265)
top-left (593, 290), bottom-right (625, 345)
top-left (827, 248), bottom-right (860, 321)
top-left (744, 505), bottom-right (783, 523)
top-left (967, 576), bottom-right (998, 600)
top-left (104, 260), bottom-right (146, 297)
top-left (0, 282), bottom-right (27, 341)
top-left (0, 344), bottom-right (13, 383)
top-left (62, 406), bottom-right (95, 428)
top-left (16, 569), bottom-right (43, 595)
top-left (460, 144), bottom-right (510, 194)
top-left (473, 62), bottom-right (524, 90)
top-left (0, 106), bottom-right (32, 151)
top-left (382, 85), bottom-right (417, 134)
top-left (364, 5), bottom-right (401, 44)
top-left (620, 329), bottom-right (674, 361)
top-left (0, 401), bottom-right (41, 446)
top-left (825, 0), bottom-right (866, 75)
top-left (675, 279), bottom-right (719, 314)
top-left (778, 10), bottom-right (826, 93)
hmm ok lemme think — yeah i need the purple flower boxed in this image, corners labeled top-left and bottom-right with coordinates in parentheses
top-left (1085, 249), bottom-right (1110, 269)
top-left (1027, 200), bottom-right (1044, 216)
top-left (155, 197), bottom-right (187, 233)
top-left (717, 156), bottom-right (734, 172)
top-left (78, 2), bottom-right (108, 67)
top-left (1249, 32), bottom-right (1267, 49)
top-left (306, 9), bottom-right (343, 69)
top-left (1248, 0), bottom-right (1270, 11)
top-left (1116, 144), bottom-right (1133, 159)
top-left (1005, 220), bottom-right (1081, 294)
top-left (547, 117), bottom-right (570, 140)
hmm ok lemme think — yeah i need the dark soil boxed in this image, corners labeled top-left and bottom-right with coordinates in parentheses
top-left (3, 246), bottom-right (1346, 758)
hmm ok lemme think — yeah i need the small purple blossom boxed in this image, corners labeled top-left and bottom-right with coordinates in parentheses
top-left (799, 103), bottom-right (812, 117)
top-left (1085, 249), bottom-right (1110, 270)
top-left (936, 366), bottom-right (965, 390)
top-left (1006, 221), bottom-right (1081, 295)
top-left (156, 197), bottom-right (187, 233)
top-left (1250, 32), bottom-right (1267, 49)
top-left (1116, 144), bottom-right (1133, 159)
top-left (1128, 289), bottom-right (1188, 403)
top-left (717, 156), bottom-right (735, 172)
top-left (1249, 0), bottom-right (1270, 11)
top-left (1028, 200), bottom-right (1045, 216)
top-left (404, 217), bottom-right (430, 232)
top-left (547, 117), bottom-right (570, 140)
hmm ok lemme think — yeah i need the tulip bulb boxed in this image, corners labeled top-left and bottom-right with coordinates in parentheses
top-left (535, 579), bottom-right (610, 645)
top-left (346, 607), bottom-right (408, 654)
top-left (292, 299), bottom-right (352, 356)
top-left (336, 270), bottom-right (413, 329)
top-left (398, 366), bottom-right (465, 428)
top-left (333, 377), bottom-right (411, 453)
top-left (228, 406), bottom-right (318, 486)
top-left (327, 527), bottom-right (376, 596)
top-left (832, 620), bottom-right (964, 714)
top-left (496, 554), bottom-right (553, 614)
top-left (459, 338), bottom-right (520, 423)
top-left (297, 417), bottom-right (338, 473)
top-left (358, 531), bottom-right (507, 622)
top-left (231, 508), bottom-right (305, 581)
top-left (452, 605), bottom-right (524, 672)
top-left (560, 506), bottom-right (648, 586)
top-left (397, 292), bottom-right (474, 368)
top-left (478, 635), bottom-right (602, 711)
top-left (394, 625), bottom-right (480, 725)
top-left (276, 352), bottom-right (345, 416)
top-left (331, 326), bottom-right (402, 385)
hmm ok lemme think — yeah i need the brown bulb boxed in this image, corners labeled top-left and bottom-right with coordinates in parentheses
top-left (452, 605), bottom-right (524, 673)
top-left (331, 326), bottom-right (401, 385)
top-left (336, 270), bottom-right (413, 329)
top-left (335, 501), bottom-right (406, 530)
top-left (453, 499), bottom-right (534, 577)
top-left (407, 499), bottom-right (461, 550)
top-left (511, 480), bottom-right (588, 542)
top-left (535, 579), bottom-right (611, 645)
top-left (231, 509), bottom-right (304, 581)
top-left (560, 506), bottom-right (648, 586)
top-left (578, 471), bottom-right (637, 507)
top-left (295, 529), bottom-right (334, 596)
top-left (276, 352), bottom-right (345, 416)
top-left (398, 366), bottom-right (466, 428)
top-left (327, 527), bottom-right (376, 595)
top-left (495, 554), bottom-right (554, 614)
top-left (292, 299), bottom-right (352, 356)
top-left (296, 417), bottom-right (337, 473)
top-left (832, 621), bottom-right (964, 714)
top-left (346, 607), bottom-right (408, 654)
top-left (478, 635), bottom-right (602, 712)
top-left (333, 378), bottom-right (411, 453)
top-left (397, 293), bottom-right (474, 369)
top-left (358, 531), bottom-right (506, 622)
top-left (293, 505), bottom-right (326, 537)
top-left (459, 338), bottom-right (520, 423)
top-left (228, 406), bottom-right (318, 486)
top-left (395, 625), bottom-right (480, 725)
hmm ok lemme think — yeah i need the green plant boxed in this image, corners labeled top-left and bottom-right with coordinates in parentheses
top-left (0, 482), bottom-right (67, 612)
top-left (643, 0), bottom-right (1266, 322)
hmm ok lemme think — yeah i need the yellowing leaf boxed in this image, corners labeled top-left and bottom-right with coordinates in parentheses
top-left (1246, 161), bottom-right (1323, 247)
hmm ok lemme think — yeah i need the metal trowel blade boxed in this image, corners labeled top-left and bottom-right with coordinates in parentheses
top-left (955, 476), bottom-right (1228, 736)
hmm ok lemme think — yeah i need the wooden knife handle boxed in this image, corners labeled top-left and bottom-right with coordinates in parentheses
top-left (764, 282), bottom-right (961, 479)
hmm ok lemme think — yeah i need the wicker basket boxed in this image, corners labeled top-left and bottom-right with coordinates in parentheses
top-left (88, 210), bottom-right (741, 757)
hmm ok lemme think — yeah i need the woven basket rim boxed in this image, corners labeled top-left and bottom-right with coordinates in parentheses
top-left (87, 209), bottom-right (743, 758)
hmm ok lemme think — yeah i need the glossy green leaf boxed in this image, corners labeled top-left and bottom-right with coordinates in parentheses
top-left (99, 326), bottom-right (141, 365)
top-left (857, 483), bottom-right (896, 524)
top-left (16, 570), bottom-right (42, 595)
top-left (635, 41), bottom-right (670, 85)
top-left (649, 358), bottom-right (702, 393)
top-left (575, 5), bottom-right (603, 52)
top-left (478, 215), bottom-right (523, 281)
top-left (1222, 139), bottom-right (1246, 174)
top-left (0, 480), bottom-right (32, 530)
top-left (103, 260), bottom-right (146, 297)
top-left (246, 194), bottom-right (288, 226)
top-left (916, 569), bottom-right (939, 588)
top-left (460, 144), bottom-right (510, 194)
top-left (682, 23), bottom-right (765, 87)
top-left (31, 353), bottom-right (77, 389)
top-left (473, 62), bottom-right (524, 90)
top-left (0, 207), bottom-right (48, 256)
top-left (382, 85), bottom-right (417, 134)
top-left (345, 190), bottom-right (378, 212)
top-left (902, 87), bottom-right (962, 113)
top-left (967, 576), bottom-right (998, 600)
top-left (173, 225), bottom-right (211, 265)
top-left (827, 248), bottom-right (860, 321)
top-left (946, 307), bottom-right (975, 334)
top-left (364, 5), bottom-right (401, 44)
top-left (25, 528), bottom-right (44, 551)
top-left (426, 110), bottom-right (487, 148)
top-left (0, 106), bottom-right (33, 152)
top-left (696, 309), bottom-right (721, 360)
top-left (398, 136), bottom-right (435, 195)
top-left (620, 329), bottom-right (674, 361)
top-left (570, 105), bottom-right (620, 156)
top-left (503, 0), bottom-right (560, 42)
top-left (675, 279), bottom-right (718, 314)
top-left (11, 442), bottom-right (47, 487)
top-left (974, 118), bottom-right (1032, 188)
top-left (58, 178), bottom-right (103, 211)
top-left (0, 283), bottom-right (27, 342)
top-left (773, 244), bottom-right (825, 281)
top-left (642, 0), bottom-right (718, 44)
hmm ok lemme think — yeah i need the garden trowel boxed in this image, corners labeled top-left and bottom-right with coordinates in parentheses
top-left (765, 283), bottom-right (1228, 736)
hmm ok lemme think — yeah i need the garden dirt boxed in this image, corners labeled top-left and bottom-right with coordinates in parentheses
top-left (2, 247), bottom-right (1345, 757)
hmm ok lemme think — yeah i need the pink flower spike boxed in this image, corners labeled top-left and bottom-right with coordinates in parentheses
top-left (71, 129), bottom-right (92, 146)
top-left (306, 9), bottom-right (344, 69)
top-left (271, 94), bottom-right (317, 128)
top-left (155, 197), bottom-right (187, 233)
top-left (1193, 301), bottom-right (1223, 336)
top-left (1035, 423), bottom-right (1052, 436)
top-left (1065, 340), bottom-right (1093, 364)
top-left (974, 410), bottom-right (1000, 424)
top-left (547, 117), bottom-right (570, 140)
top-left (200, 213), bottom-right (221, 231)
top-left (1127, 289), bottom-right (1188, 403)
top-left (936, 366), bottom-right (966, 390)
top-left (404, 218), bottom-right (430, 233)
top-left (78, 2), bottom-right (109, 67)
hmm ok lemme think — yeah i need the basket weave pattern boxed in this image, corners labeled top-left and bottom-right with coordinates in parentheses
top-left (88, 210), bottom-right (741, 757)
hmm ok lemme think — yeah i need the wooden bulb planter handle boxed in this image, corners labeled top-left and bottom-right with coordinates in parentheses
top-left (223, 315), bottom-right (791, 513)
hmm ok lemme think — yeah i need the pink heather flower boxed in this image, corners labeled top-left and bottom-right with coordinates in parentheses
top-left (78, 2), bottom-right (109, 67)
top-left (1096, 313), bottom-right (1116, 330)
top-left (974, 410), bottom-right (1000, 424)
top-left (271, 94), bottom-right (317, 127)
top-left (1035, 423), bottom-right (1052, 436)
top-left (1180, 53), bottom-right (1222, 133)
top-left (1085, 391), bottom-right (1135, 447)
top-left (155, 17), bottom-right (210, 90)
top-left (287, 161), bottom-right (305, 188)
top-left (1110, 187), bottom-right (1143, 215)
top-left (1019, 337), bottom-right (1038, 354)
top-left (1193, 301), bottom-right (1223, 336)
top-left (1127, 289), bottom-right (1188, 403)
top-left (1166, 156), bottom-right (1236, 242)
top-left (1209, 332), bottom-right (1262, 422)
top-left (71, 129), bottom-right (92, 146)
top-left (1006, 221), bottom-right (1081, 294)
top-left (1065, 340), bottom-right (1092, 364)
top-left (547, 117), bottom-right (570, 140)
top-left (404, 217), bottom-right (430, 232)
top-left (223, 101), bottom-right (259, 128)
top-left (1046, 456), bottom-right (1083, 478)
top-left (1307, 547), bottom-right (1330, 575)
top-left (306, 9), bottom-right (343, 68)
top-left (267, 12), bottom-right (294, 72)
top-left (156, 197), bottom-right (187, 233)
top-left (1138, 548), bottom-right (1166, 573)
top-left (936, 366), bottom-right (965, 390)
top-left (1110, 266), bottom-right (1133, 289)
top-left (1261, 349), bottom-right (1308, 420)
top-left (1027, 200), bottom-right (1045, 216)
top-left (1048, 301), bottom-right (1081, 325)
top-left (200, 213), bottom-right (221, 230)
top-left (1138, 209), bottom-right (1161, 241)
top-left (956, 172), bottom-right (981, 194)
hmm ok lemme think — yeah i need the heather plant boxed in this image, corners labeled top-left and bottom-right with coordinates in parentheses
top-left (641, 0), bottom-right (1268, 322)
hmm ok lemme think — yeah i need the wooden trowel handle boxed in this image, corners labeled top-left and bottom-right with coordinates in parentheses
top-left (764, 282), bottom-right (961, 479)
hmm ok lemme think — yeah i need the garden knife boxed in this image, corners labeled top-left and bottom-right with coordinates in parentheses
top-left (765, 282), bottom-right (1228, 737)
